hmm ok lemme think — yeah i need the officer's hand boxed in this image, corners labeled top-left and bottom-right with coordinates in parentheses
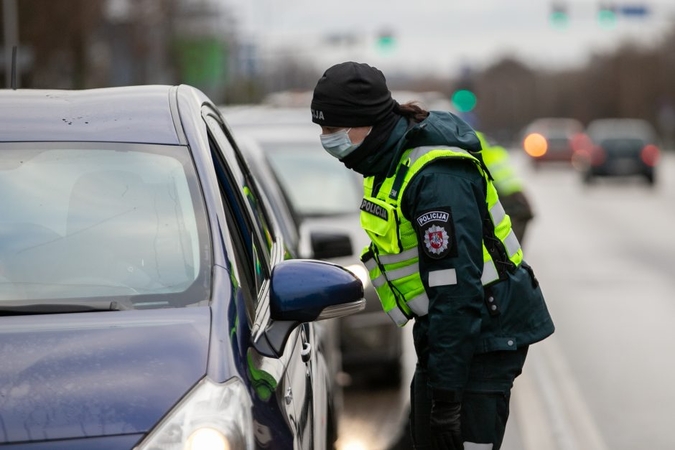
top-left (430, 400), bottom-right (463, 450)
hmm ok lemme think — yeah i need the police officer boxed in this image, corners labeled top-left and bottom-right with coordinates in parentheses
top-left (476, 131), bottom-right (534, 245)
top-left (310, 62), bottom-right (555, 450)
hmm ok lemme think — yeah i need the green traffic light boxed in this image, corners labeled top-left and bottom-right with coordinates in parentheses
top-left (597, 9), bottom-right (617, 29)
top-left (451, 89), bottom-right (477, 112)
top-left (549, 10), bottom-right (569, 28)
top-left (376, 34), bottom-right (396, 54)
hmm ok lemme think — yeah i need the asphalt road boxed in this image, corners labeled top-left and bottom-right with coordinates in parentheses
top-left (335, 150), bottom-right (675, 450)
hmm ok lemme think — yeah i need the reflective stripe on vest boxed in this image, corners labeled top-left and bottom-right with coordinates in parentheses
top-left (464, 443), bottom-right (493, 450)
top-left (361, 145), bottom-right (523, 326)
top-left (387, 307), bottom-right (409, 327)
top-left (490, 200), bottom-right (506, 226)
top-left (362, 249), bottom-right (429, 320)
top-left (481, 261), bottom-right (500, 285)
top-left (504, 229), bottom-right (520, 257)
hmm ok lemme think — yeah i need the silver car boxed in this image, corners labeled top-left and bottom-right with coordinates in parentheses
top-left (227, 107), bottom-right (404, 386)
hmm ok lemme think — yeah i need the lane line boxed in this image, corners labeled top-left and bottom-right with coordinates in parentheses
top-left (512, 336), bottom-right (609, 450)
top-left (511, 363), bottom-right (558, 449)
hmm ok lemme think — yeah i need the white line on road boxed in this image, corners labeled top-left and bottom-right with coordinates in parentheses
top-left (512, 336), bottom-right (609, 450)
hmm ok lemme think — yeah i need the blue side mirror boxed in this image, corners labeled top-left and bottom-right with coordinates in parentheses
top-left (255, 259), bottom-right (365, 357)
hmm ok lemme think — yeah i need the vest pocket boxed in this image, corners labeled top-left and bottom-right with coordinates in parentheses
top-left (360, 197), bottom-right (400, 253)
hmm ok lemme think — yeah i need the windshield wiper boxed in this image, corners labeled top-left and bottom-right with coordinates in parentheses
top-left (0, 300), bottom-right (131, 316)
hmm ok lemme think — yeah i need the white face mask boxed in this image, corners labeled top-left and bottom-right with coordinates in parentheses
top-left (319, 128), bottom-right (360, 159)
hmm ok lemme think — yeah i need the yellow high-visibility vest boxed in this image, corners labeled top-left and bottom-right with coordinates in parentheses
top-left (360, 146), bottom-right (523, 327)
top-left (477, 131), bottom-right (524, 197)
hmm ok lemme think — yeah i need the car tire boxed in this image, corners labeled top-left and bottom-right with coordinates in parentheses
top-left (582, 171), bottom-right (594, 185)
top-left (645, 172), bottom-right (656, 186)
top-left (326, 401), bottom-right (339, 450)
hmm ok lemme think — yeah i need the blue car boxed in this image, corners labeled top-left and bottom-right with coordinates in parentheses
top-left (0, 85), bottom-right (365, 450)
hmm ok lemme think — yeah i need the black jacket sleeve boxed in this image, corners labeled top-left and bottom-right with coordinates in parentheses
top-left (400, 158), bottom-right (486, 399)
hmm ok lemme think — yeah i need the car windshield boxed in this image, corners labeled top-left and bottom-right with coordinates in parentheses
top-left (259, 142), bottom-right (363, 217)
top-left (0, 143), bottom-right (210, 309)
top-left (587, 120), bottom-right (656, 143)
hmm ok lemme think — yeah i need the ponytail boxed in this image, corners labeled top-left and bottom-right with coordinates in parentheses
top-left (394, 101), bottom-right (430, 123)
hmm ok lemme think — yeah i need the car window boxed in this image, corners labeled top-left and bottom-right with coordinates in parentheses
top-left (587, 119), bottom-right (657, 143)
top-left (0, 143), bottom-right (210, 306)
top-left (204, 113), bottom-right (274, 311)
top-left (234, 137), bottom-right (301, 255)
top-left (524, 118), bottom-right (583, 138)
top-left (258, 142), bottom-right (363, 217)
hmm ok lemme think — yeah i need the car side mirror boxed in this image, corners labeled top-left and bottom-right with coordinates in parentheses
top-left (254, 259), bottom-right (365, 358)
top-left (310, 230), bottom-right (354, 259)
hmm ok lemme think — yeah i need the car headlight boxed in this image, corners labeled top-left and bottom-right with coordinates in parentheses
top-left (346, 263), bottom-right (370, 288)
top-left (134, 377), bottom-right (254, 450)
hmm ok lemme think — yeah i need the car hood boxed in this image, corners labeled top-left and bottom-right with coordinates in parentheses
top-left (0, 307), bottom-right (211, 445)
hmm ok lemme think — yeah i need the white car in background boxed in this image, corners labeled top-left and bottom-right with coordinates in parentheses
top-left (225, 106), bottom-right (405, 386)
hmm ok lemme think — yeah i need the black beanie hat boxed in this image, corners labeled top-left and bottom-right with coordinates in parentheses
top-left (311, 61), bottom-right (396, 127)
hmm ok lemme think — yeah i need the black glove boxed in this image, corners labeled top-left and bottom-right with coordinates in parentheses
top-left (429, 400), bottom-right (463, 450)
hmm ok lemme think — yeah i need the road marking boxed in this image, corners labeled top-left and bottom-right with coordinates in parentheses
top-left (512, 336), bottom-right (609, 450)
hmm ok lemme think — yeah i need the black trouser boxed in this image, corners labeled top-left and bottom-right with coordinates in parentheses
top-left (409, 346), bottom-right (529, 450)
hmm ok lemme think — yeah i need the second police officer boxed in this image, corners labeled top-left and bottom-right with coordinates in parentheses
top-left (476, 131), bottom-right (535, 245)
top-left (310, 61), bottom-right (555, 450)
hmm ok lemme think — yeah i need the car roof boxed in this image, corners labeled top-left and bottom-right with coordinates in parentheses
top-left (586, 118), bottom-right (656, 139)
top-left (223, 105), bottom-right (310, 127)
top-left (232, 125), bottom-right (321, 145)
top-left (223, 105), bottom-right (322, 143)
top-left (0, 85), bottom-right (187, 144)
top-left (524, 117), bottom-right (583, 134)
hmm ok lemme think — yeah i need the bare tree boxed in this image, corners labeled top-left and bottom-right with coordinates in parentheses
top-left (13, 0), bottom-right (104, 88)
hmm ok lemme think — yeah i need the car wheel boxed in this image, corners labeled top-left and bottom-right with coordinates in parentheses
top-left (326, 400), bottom-right (339, 450)
top-left (645, 172), bottom-right (656, 186)
top-left (582, 171), bottom-right (594, 185)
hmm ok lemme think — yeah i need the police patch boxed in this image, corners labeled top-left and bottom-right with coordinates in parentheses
top-left (416, 210), bottom-right (450, 227)
top-left (415, 208), bottom-right (457, 259)
top-left (360, 198), bottom-right (388, 220)
top-left (424, 225), bottom-right (449, 255)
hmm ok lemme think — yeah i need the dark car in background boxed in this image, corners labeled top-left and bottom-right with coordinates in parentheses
top-left (573, 118), bottom-right (660, 186)
top-left (521, 117), bottom-right (585, 167)
top-left (0, 85), bottom-right (365, 450)
top-left (225, 106), bottom-right (405, 386)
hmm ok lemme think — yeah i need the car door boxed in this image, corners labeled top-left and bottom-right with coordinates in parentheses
top-left (202, 106), bottom-right (317, 449)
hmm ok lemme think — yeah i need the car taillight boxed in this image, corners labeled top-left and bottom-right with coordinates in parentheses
top-left (640, 144), bottom-right (660, 166)
top-left (523, 133), bottom-right (548, 157)
top-left (590, 145), bottom-right (606, 166)
top-left (571, 132), bottom-right (593, 153)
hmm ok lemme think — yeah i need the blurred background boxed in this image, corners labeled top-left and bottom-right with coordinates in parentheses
top-left (2, 0), bottom-right (675, 146)
top-left (3, 2), bottom-right (675, 449)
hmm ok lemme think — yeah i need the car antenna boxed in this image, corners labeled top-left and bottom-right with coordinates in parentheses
top-left (10, 46), bottom-right (18, 90)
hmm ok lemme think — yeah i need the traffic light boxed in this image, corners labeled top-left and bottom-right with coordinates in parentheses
top-left (451, 89), bottom-right (477, 113)
top-left (597, 3), bottom-right (617, 28)
top-left (452, 68), bottom-right (477, 113)
top-left (376, 29), bottom-right (396, 54)
top-left (549, 2), bottom-right (569, 28)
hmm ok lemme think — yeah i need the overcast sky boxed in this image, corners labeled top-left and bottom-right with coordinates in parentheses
top-left (223, 0), bottom-right (675, 77)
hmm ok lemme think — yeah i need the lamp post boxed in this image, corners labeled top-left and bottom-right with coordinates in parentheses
top-left (2, 0), bottom-right (18, 88)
